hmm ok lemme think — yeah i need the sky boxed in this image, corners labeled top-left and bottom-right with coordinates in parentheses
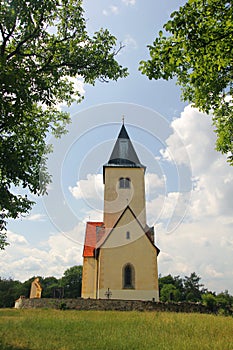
top-left (1, 0), bottom-right (233, 294)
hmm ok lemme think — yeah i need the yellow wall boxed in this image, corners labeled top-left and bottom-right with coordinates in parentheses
top-left (98, 209), bottom-right (159, 301)
top-left (104, 167), bottom-right (146, 229)
top-left (81, 257), bottom-right (97, 299)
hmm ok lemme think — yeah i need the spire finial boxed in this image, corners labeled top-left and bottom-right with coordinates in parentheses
top-left (122, 115), bottom-right (125, 125)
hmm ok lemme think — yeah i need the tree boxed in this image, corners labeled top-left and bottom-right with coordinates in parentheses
top-left (202, 293), bottom-right (217, 312)
top-left (0, 0), bottom-right (128, 248)
top-left (0, 277), bottom-right (22, 307)
top-left (140, 0), bottom-right (233, 165)
top-left (183, 272), bottom-right (205, 302)
top-left (41, 276), bottom-right (60, 298)
top-left (216, 290), bottom-right (233, 310)
top-left (159, 274), bottom-right (184, 301)
top-left (61, 265), bottom-right (82, 298)
top-left (160, 284), bottom-right (181, 302)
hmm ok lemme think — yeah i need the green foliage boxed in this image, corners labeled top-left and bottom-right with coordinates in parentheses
top-left (159, 272), bottom-right (206, 302)
top-left (61, 265), bottom-right (82, 298)
top-left (183, 272), bottom-right (205, 302)
top-left (0, 0), bottom-right (128, 248)
top-left (0, 265), bottom-right (83, 307)
top-left (159, 274), bottom-right (184, 302)
top-left (140, 0), bottom-right (233, 165)
top-left (1, 309), bottom-right (233, 350)
top-left (41, 276), bottom-right (60, 298)
top-left (202, 293), bottom-right (217, 311)
top-left (160, 283), bottom-right (181, 302)
top-left (0, 277), bottom-right (22, 307)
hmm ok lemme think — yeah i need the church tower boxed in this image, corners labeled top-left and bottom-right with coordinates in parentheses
top-left (81, 123), bottom-right (160, 301)
top-left (103, 123), bottom-right (146, 230)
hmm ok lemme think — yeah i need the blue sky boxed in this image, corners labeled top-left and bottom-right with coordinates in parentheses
top-left (1, 0), bottom-right (233, 294)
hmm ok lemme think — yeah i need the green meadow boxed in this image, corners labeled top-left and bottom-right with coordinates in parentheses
top-left (0, 309), bottom-right (232, 350)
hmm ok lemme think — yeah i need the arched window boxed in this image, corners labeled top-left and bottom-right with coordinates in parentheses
top-left (119, 177), bottom-right (131, 189)
top-left (119, 177), bottom-right (125, 188)
top-left (125, 177), bottom-right (130, 188)
top-left (123, 263), bottom-right (135, 289)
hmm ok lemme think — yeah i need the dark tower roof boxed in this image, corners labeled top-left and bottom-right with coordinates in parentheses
top-left (107, 124), bottom-right (144, 166)
top-left (104, 124), bottom-right (145, 175)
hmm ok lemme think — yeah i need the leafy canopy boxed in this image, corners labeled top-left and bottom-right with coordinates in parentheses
top-left (0, 0), bottom-right (128, 248)
top-left (140, 0), bottom-right (233, 164)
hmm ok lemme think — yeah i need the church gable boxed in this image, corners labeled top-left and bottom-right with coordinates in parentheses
top-left (99, 206), bottom-right (158, 254)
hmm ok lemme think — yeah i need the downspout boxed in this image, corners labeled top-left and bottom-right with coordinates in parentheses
top-left (95, 248), bottom-right (100, 299)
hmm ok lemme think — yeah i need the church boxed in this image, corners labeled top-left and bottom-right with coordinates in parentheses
top-left (81, 123), bottom-right (160, 301)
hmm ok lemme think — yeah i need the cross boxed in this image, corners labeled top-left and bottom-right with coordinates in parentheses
top-left (105, 288), bottom-right (112, 299)
top-left (122, 115), bottom-right (125, 124)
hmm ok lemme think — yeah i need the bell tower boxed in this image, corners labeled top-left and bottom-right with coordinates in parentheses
top-left (103, 124), bottom-right (146, 229)
top-left (82, 122), bottom-right (160, 301)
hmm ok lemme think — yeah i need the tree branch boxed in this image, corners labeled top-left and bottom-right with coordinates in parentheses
top-left (113, 42), bottom-right (125, 56)
top-left (6, 13), bottom-right (44, 60)
top-left (0, 20), bottom-right (17, 56)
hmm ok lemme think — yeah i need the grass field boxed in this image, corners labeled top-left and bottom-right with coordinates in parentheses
top-left (0, 309), bottom-right (232, 350)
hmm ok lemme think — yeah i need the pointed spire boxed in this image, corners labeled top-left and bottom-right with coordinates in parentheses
top-left (107, 124), bottom-right (144, 167)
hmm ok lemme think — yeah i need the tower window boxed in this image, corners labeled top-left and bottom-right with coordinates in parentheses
top-left (123, 263), bottom-right (135, 289)
top-left (126, 231), bottom-right (130, 239)
top-left (119, 177), bottom-right (131, 189)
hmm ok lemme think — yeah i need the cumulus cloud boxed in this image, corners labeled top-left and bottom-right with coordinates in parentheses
top-left (153, 105), bottom-right (233, 292)
top-left (145, 173), bottom-right (165, 200)
top-left (1, 224), bottom-right (85, 281)
top-left (103, 5), bottom-right (119, 16)
top-left (69, 174), bottom-right (103, 200)
top-left (161, 105), bottom-right (216, 171)
top-left (161, 105), bottom-right (233, 221)
top-left (7, 231), bottom-right (29, 246)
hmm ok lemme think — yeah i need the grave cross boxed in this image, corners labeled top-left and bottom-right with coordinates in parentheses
top-left (105, 288), bottom-right (112, 299)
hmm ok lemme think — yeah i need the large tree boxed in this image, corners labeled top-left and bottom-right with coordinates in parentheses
top-left (61, 265), bottom-right (82, 298)
top-left (0, 0), bottom-right (128, 248)
top-left (140, 0), bottom-right (233, 164)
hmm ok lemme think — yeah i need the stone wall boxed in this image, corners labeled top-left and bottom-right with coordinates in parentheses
top-left (19, 298), bottom-right (213, 314)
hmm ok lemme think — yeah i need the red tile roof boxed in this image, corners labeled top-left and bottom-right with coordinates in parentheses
top-left (83, 222), bottom-right (104, 257)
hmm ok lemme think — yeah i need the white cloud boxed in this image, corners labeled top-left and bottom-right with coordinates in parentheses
top-left (153, 105), bottom-right (233, 292)
top-left (8, 231), bottom-right (29, 246)
top-left (69, 173), bottom-right (104, 200)
top-left (162, 105), bottom-right (216, 171)
top-left (103, 5), bottom-right (119, 16)
top-left (123, 34), bottom-right (138, 50)
top-left (122, 0), bottom-right (136, 5)
top-left (25, 213), bottom-right (46, 222)
top-left (1, 224), bottom-right (85, 281)
top-left (110, 5), bottom-right (119, 14)
top-left (145, 173), bottom-right (165, 200)
top-left (158, 105), bottom-right (233, 221)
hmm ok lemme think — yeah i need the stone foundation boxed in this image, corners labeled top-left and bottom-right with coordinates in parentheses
top-left (19, 298), bottom-right (213, 314)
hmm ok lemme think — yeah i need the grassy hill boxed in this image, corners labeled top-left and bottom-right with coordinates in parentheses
top-left (0, 309), bottom-right (232, 350)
